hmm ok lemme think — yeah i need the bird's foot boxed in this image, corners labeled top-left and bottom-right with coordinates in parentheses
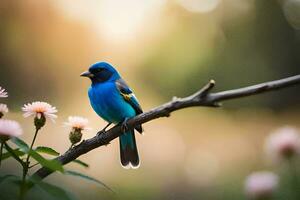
top-left (97, 130), bottom-right (105, 137)
top-left (97, 123), bottom-right (112, 136)
top-left (99, 134), bottom-right (111, 146)
top-left (121, 118), bottom-right (129, 133)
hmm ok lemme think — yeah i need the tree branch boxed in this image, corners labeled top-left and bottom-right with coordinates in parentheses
top-left (33, 74), bottom-right (300, 179)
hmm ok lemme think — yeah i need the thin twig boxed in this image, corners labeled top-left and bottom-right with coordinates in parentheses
top-left (29, 163), bottom-right (40, 169)
top-left (32, 74), bottom-right (300, 180)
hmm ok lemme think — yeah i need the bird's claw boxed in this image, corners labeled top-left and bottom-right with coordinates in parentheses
top-left (97, 123), bottom-right (112, 136)
top-left (99, 134), bottom-right (110, 146)
top-left (121, 118), bottom-right (129, 133)
top-left (97, 130), bottom-right (106, 136)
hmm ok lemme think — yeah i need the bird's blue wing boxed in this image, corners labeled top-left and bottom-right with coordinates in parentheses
top-left (115, 79), bottom-right (143, 114)
top-left (116, 79), bottom-right (143, 133)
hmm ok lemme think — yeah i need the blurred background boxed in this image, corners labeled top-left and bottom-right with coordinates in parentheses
top-left (0, 0), bottom-right (300, 199)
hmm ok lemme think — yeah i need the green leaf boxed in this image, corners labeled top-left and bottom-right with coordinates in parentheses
top-left (1, 149), bottom-right (25, 161)
top-left (65, 170), bottom-right (114, 192)
top-left (35, 146), bottom-right (60, 156)
top-left (33, 180), bottom-right (74, 200)
top-left (11, 138), bottom-right (29, 153)
top-left (12, 138), bottom-right (63, 172)
top-left (29, 150), bottom-right (64, 173)
top-left (72, 160), bottom-right (89, 168)
top-left (0, 175), bottom-right (18, 184)
top-left (3, 142), bottom-right (25, 166)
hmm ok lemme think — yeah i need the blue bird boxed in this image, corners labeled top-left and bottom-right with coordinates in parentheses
top-left (81, 62), bottom-right (143, 169)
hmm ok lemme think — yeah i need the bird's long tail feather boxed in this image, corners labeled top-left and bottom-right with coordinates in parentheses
top-left (119, 131), bottom-right (139, 169)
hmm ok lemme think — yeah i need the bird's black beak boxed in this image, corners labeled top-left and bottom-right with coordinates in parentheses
top-left (80, 71), bottom-right (94, 78)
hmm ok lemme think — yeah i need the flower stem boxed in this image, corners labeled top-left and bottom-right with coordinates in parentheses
top-left (3, 142), bottom-right (26, 200)
top-left (21, 128), bottom-right (40, 199)
top-left (25, 128), bottom-right (39, 164)
top-left (0, 142), bottom-right (3, 167)
top-left (288, 158), bottom-right (300, 200)
top-left (23, 129), bottom-right (39, 179)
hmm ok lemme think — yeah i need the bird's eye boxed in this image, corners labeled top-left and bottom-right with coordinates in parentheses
top-left (92, 68), bottom-right (103, 74)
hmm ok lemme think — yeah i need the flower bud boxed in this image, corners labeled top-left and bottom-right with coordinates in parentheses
top-left (69, 129), bottom-right (83, 145)
top-left (64, 116), bottom-right (90, 146)
top-left (34, 114), bottom-right (46, 130)
top-left (0, 135), bottom-right (10, 142)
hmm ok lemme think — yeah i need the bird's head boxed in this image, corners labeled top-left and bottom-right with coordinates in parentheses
top-left (80, 62), bottom-right (120, 84)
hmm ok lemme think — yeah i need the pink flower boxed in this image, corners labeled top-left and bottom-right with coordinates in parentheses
top-left (245, 171), bottom-right (279, 199)
top-left (65, 116), bottom-right (90, 146)
top-left (265, 126), bottom-right (300, 161)
top-left (0, 119), bottom-right (23, 139)
top-left (22, 101), bottom-right (58, 122)
top-left (64, 116), bottom-right (91, 131)
top-left (0, 87), bottom-right (8, 98)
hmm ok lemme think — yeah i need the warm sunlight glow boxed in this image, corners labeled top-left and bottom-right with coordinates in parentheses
top-left (177, 0), bottom-right (221, 13)
top-left (54, 0), bottom-right (165, 41)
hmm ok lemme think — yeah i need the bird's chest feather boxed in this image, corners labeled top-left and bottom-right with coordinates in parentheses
top-left (88, 82), bottom-right (136, 123)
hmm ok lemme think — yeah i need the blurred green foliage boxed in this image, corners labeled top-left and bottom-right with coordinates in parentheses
top-left (140, 0), bottom-right (300, 110)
